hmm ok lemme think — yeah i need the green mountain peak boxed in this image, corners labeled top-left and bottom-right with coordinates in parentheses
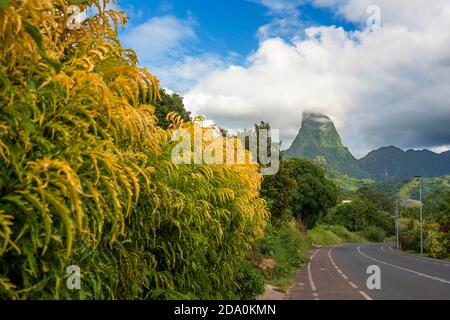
top-left (284, 111), bottom-right (368, 178)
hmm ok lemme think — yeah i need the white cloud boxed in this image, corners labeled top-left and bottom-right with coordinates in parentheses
top-left (185, 1), bottom-right (450, 158)
top-left (122, 15), bottom-right (197, 58)
top-left (311, 0), bottom-right (450, 30)
top-left (250, 0), bottom-right (307, 40)
top-left (430, 145), bottom-right (450, 154)
top-left (250, 0), bottom-right (306, 12)
top-left (151, 54), bottom-right (228, 93)
top-left (120, 15), bottom-right (225, 92)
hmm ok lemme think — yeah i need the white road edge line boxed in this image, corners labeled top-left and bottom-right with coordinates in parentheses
top-left (357, 245), bottom-right (450, 285)
top-left (388, 245), bottom-right (450, 267)
top-left (382, 246), bottom-right (424, 263)
top-left (308, 249), bottom-right (320, 296)
top-left (359, 290), bottom-right (373, 300)
top-left (328, 247), bottom-right (372, 300)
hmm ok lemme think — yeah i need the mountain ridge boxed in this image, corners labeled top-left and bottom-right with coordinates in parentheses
top-left (360, 144), bottom-right (450, 180)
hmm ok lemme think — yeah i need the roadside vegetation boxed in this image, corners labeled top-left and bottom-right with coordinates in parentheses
top-left (398, 190), bottom-right (450, 259)
top-left (252, 220), bottom-right (310, 292)
top-left (254, 157), bottom-right (338, 292)
top-left (0, 0), bottom-right (269, 300)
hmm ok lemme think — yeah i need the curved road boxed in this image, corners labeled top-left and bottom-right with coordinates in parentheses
top-left (287, 243), bottom-right (450, 300)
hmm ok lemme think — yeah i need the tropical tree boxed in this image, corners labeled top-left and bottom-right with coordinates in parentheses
top-left (260, 161), bottom-right (296, 221)
top-left (262, 159), bottom-right (338, 228)
top-left (330, 198), bottom-right (394, 235)
top-left (153, 88), bottom-right (191, 129)
top-left (356, 187), bottom-right (394, 213)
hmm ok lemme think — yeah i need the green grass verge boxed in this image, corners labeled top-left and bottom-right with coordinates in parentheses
top-left (309, 224), bottom-right (367, 246)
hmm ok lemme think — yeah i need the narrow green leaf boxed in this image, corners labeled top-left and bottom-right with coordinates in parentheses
top-left (0, 0), bottom-right (11, 11)
top-left (24, 23), bottom-right (43, 50)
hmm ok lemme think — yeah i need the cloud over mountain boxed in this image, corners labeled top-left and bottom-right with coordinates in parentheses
top-left (185, 0), bottom-right (450, 158)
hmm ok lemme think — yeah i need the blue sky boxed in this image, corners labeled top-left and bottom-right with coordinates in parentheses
top-left (119, 0), bottom-right (356, 66)
top-left (114, 0), bottom-right (450, 156)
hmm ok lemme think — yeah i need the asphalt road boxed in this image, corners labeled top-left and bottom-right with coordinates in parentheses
top-left (286, 243), bottom-right (450, 300)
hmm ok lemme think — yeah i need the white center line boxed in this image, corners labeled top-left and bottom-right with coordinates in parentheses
top-left (329, 247), bottom-right (372, 300)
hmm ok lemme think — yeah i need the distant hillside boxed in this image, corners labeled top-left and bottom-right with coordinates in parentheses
top-left (369, 176), bottom-right (450, 214)
top-left (284, 111), bottom-right (368, 178)
top-left (360, 146), bottom-right (450, 180)
top-left (313, 156), bottom-right (374, 193)
top-left (398, 175), bottom-right (450, 200)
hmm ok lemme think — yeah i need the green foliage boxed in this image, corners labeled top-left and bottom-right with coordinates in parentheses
top-left (315, 157), bottom-right (375, 193)
top-left (357, 187), bottom-right (394, 213)
top-left (370, 180), bottom-right (405, 197)
top-left (397, 190), bottom-right (449, 258)
top-left (236, 259), bottom-right (265, 300)
top-left (261, 159), bottom-right (338, 228)
top-left (0, 0), bottom-right (269, 300)
top-left (328, 198), bottom-right (394, 236)
top-left (425, 224), bottom-right (450, 259)
top-left (153, 89), bottom-right (191, 129)
top-left (400, 206), bottom-right (421, 219)
top-left (254, 220), bottom-right (310, 291)
top-left (0, 0), bottom-right (11, 11)
top-left (400, 229), bottom-right (422, 252)
top-left (260, 164), bottom-right (295, 221)
top-left (359, 226), bottom-right (386, 242)
top-left (440, 191), bottom-right (450, 213)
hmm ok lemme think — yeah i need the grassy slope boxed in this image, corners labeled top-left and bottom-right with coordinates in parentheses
top-left (309, 225), bottom-right (367, 246)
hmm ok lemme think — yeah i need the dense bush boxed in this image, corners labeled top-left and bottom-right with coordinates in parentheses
top-left (359, 226), bottom-right (386, 243)
top-left (0, 0), bottom-right (269, 299)
top-left (236, 259), bottom-right (266, 300)
top-left (357, 187), bottom-right (394, 213)
top-left (261, 159), bottom-right (338, 228)
top-left (400, 229), bottom-right (421, 252)
top-left (329, 198), bottom-right (394, 236)
top-left (254, 220), bottom-right (309, 287)
top-left (426, 224), bottom-right (450, 259)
